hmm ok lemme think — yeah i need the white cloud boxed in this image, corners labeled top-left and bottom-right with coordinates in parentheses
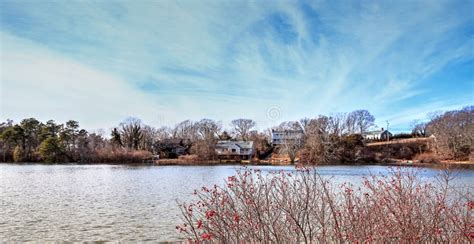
top-left (0, 33), bottom-right (172, 129)
top-left (1, 0), bottom-right (472, 132)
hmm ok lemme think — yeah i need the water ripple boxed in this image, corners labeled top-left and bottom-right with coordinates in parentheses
top-left (1, 164), bottom-right (472, 241)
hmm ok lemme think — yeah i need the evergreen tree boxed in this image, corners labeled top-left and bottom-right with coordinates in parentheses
top-left (111, 128), bottom-right (123, 148)
top-left (39, 136), bottom-right (63, 163)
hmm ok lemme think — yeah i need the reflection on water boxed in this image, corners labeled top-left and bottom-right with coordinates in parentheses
top-left (1, 164), bottom-right (473, 241)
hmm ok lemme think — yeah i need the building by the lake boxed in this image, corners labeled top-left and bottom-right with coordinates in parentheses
top-left (215, 140), bottom-right (254, 160)
top-left (362, 128), bottom-right (392, 141)
top-left (156, 139), bottom-right (191, 157)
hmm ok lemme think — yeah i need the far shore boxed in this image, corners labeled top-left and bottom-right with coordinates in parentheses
top-left (4, 159), bottom-right (472, 169)
top-left (154, 158), bottom-right (474, 169)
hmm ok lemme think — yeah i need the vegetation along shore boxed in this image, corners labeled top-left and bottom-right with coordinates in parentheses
top-left (1, 106), bottom-right (472, 166)
top-left (177, 167), bottom-right (473, 242)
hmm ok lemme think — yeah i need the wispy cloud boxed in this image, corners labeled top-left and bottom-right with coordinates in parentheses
top-left (1, 0), bottom-right (473, 131)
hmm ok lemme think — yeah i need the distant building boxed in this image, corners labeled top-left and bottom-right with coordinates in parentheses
top-left (271, 129), bottom-right (304, 145)
top-left (363, 128), bottom-right (392, 140)
top-left (156, 139), bottom-right (191, 157)
top-left (215, 140), bottom-right (254, 160)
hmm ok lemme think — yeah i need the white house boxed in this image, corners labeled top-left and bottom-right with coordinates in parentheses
top-left (271, 129), bottom-right (304, 145)
top-left (215, 141), bottom-right (254, 160)
top-left (363, 128), bottom-right (392, 140)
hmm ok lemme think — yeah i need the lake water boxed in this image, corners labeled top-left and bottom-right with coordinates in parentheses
top-left (1, 164), bottom-right (473, 241)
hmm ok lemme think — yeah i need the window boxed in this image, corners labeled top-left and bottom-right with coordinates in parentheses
top-left (232, 149), bottom-right (236, 152)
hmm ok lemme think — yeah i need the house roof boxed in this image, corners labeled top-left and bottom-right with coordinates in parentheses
top-left (156, 138), bottom-right (191, 150)
top-left (363, 131), bottom-right (381, 136)
top-left (271, 129), bottom-right (304, 133)
top-left (363, 130), bottom-right (391, 136)
top-left (216, 140), bottom-right (254, 149)
top-left (158, 138), bottom-right (191, 145)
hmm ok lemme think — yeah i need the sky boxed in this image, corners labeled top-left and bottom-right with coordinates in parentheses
top-left (0, 0), bottom-right (473, 133)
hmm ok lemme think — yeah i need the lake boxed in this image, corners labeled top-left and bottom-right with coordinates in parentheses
top-left (1, 164), bottom-right (473, 242)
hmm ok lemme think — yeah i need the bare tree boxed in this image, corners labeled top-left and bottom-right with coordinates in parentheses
top-left (281, 135), bottom-right (303, 164)
top-left (277, 121), bottom-right (303, 131)
top-left (173, 120), bottom-right (199, 141)
top-left (88, 132), bottom-right (106, 151)
top-left (328, 113), bottom-right (347, 136)
top-left (189, 119), bottom-right (222, 160)
top-left (345, 112), bottom-right (357, 134)
top-left (299, 118), bottom-right (311, 134)
top-left (301, 116), bottom-right (336, 164)
top-left (263, 128), bottom-right (273, 144)
top-left (196, 119), bottom-right (221, 141)
top-left (350, 110), bottom-right (375, 134)
top-left (426, 106), bottom-right (473, 160)
top-left (120, 117), bottom-right (143, 150)
top-left (155, 126), bottom-right (172, 140)
top-left (140, 125), bottom-right (158, 153)
top-left (411, 120), bottom-right (427, 137)
top-left (248, 131), bottom-right (272, 159)
top-left (231, 119), bottom-right (256, 141)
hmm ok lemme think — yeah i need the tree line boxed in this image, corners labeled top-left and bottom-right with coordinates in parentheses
top-left (424, 106), bottom-right (473, 160)
top-left (0, 107), bottom-right (471, 163)
top-left (0, 117), bottom-right (268, 163)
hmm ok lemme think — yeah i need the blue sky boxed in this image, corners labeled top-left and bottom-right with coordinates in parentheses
top-left (0, 0), bottom-right (473, 132)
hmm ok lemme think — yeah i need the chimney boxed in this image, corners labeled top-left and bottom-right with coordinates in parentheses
top-left (381, 127), bottom-right (384, 132)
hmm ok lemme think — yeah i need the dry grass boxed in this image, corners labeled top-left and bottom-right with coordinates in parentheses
top-left (93, 148), bottom-right (152, 163)
top-left (414, 152), bottom-right (441, 164)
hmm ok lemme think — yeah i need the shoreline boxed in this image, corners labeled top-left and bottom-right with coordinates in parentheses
top-left (2, 159), bottom-right (473, 169)
top-left (154, 159), bottom-right (474, 169)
